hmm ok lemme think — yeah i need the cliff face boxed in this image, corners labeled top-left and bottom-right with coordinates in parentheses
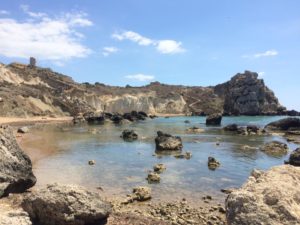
top-left (0, 63), bottom-right (286, 117)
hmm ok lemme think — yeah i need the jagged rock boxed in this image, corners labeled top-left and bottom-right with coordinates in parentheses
top-left (265, 117), bottom-right (300, 131)
top-left (215, 71), bottom-right (284, 115)
top-left (86, 116), bottom-right (105, 125)
top-left (146, 172), bottom-right (160, 183)
top-left (155, 131), bottom-right (183, 151)
top-left (186, 126), bottom-right (204, 133)
top-left (17, 127), bottom-right (29, 134)
top-left (0, 126), bottom-right (36, 198)
top-left (22, 183), bottom-right (112, 225)
top-left (260, 141), bottom-right (288, 156)
top-left (206, 113), bottom-right (222, 125)
top-left (223, 124), bottom-right (238, 132)
top-left (129, 186), bottom-right (151, 202)
top-left (226, 165), bottom-right (300, 225)
top-left (208, 157), bottom-right (220, 170)
top-left (121, 130), bottom-right (138, 141)
top-left (153, 163), bottom-right (166, 173)
top-left (286, 148), bottom-right (300, 166)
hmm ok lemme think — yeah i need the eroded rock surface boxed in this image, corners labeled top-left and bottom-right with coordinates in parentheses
top-left (226, 165), bottom-right (300, 225)
top-left (0, 125), bottom-right (36, 198)
top-left (155, 131), bottom-right (183, 151)
top-left (260, 141), bottom-right (288, 156)
top-left (22, 183), bottom-right (112, 225)
top-left (265, 117), bottom-right (300, 131)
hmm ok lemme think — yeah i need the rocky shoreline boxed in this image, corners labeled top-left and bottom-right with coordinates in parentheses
top-left (1, 116), bottom-right (300, 224)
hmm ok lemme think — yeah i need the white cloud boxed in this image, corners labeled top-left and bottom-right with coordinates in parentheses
top-left (125, 73), bottom-right (155, 82)
top-left (0, 10), bottom-right (10, 15)
top-left (102, 46), bottom-right (119, 56)
top-left (243, 50), bottom-right (278, 59)
top-left (112, 30), bottom-right (185, 54)
top-left (0, 6), bottom-right (92, 62)
top-left (254, 50), bottom-right (278, 58)
top-left (156, 40), bottom-right (185, 54)
top-left (258, 72), bottom-right (265, 78)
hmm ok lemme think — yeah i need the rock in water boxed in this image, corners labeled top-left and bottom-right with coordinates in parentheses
top-left (155, 131), bottom-right (183, 151)
top-left (206, 113), bottom-right (222, 125)
top-left (208, 157), bottom-right (220, 170)
top-left (223, 124), bottom-right (238, 132)
top-left (146, 172), bottom-right (160, 183)
top-left (22, 183), bottom-right (112, 225)
top-left (0, 125), bottom-right (36, 197)
top-left (260, 141), bottom-right (289, 156)
top-left (153, 163), bottom-right (166, 173)
top-left (286, 148), bottom-right (300, 166)
top-left (226, 165), bottom-right (300, 225)
top-left (265, 117), bottom-right (300, 131)
top-left (121, 129), bottom-right (138, 141)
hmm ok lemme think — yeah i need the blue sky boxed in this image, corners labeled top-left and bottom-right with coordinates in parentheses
top-left (0, 0), bottom-right (300, 110)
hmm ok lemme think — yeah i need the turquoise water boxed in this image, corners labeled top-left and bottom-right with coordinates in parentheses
top-left (23, 116), bottom-right (299, 203)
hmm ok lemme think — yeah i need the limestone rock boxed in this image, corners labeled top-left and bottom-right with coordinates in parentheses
top-left (206, 113), bottom-right (222, 125)
top-left (22, 183), bottom-right (112, 225)
top-left (155, 131), bottom-right (183, 151)
top-left (260, 141), bottom-right (288, 156)
top-left (226, 165), bottom-right (300, 225)
top-left (286, 148), bottom-right (300, 166)
top-left (265, 117), bottom-right (300, 131)
top-left (146, 172), bottom-right (160, 183)
top-left (0, 125), bottom-right (36, 197)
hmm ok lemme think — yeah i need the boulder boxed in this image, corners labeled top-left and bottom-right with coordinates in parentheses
top-left (146, 172), bottom-right (160, 183)
top-left (226, 165), bottom-right (300, 225)
top-left (153, 163), bottom-right (166, 173)
top-left (17, 127), bottom-right (29, 134)
top-left (208, 157), bottom-right (220, 170)
top-left (265, 117), bottom-right (300, 131)
top-left (206, 113), bottom-right (222, 125)
top-left (260, 141), bottom-right (288, 156)
top-left (22, 183), bottom-right (112, 225)
top-left (155, 131), bottom-right (183, 151)
top-left (121, 130), bottom-right (138, 141)
top-left (223, 124), bottom-right (238, 132)
top-left (0, 125), bottom-right (36, 198)
top-left (286, 148), bottom-right (300, 166)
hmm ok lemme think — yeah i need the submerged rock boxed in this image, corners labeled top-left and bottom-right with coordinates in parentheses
top-left (22, 183), bottom-right (112, 225)
top-left (286, 148), bottom-right (300, 166)
top-left (153, 163), bottom-right (166, 173)
top-left (155, 131), bottom-right (183, 151)
top-left (226, 165), bottom-right (300, 225)
top-left (206, 113), bottom-right (222, 126)
top-left (185, 126), bottom-right (204, 133)
top-left (260, 141), bottom-right (288, 156)
top-left (121, 129), bottom-right (138, 141)
top-left (223, 124), bottom-right (238, 132)
top-left (208, 157), bottom-right (220, 170)
top-left (265, 117), bottom-right (300, 131)
top-left (0, 125), bottom-right (36, 198)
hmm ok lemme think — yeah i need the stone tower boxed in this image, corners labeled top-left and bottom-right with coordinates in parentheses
top-left (29, 57), bottom-right (36, 67)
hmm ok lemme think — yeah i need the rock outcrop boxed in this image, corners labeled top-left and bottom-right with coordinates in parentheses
top-left (260, 141), bottom-right (289, 157)
top-left (226, 165), bottom-right (300, 225)
top-left (0, 125), bottom-right (36, 197)
top-left (286, 148), bottom-right (300, 166)
top-left (22, 183), bottom-right (112, 225)
top-left (155, 131), bottom-right (183, 151)
top-left (265, 117), bottom-right (300, 131)
top-left (214, 71), bottom-right (285, 115)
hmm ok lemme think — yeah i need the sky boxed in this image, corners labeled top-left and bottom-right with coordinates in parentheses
top-left (0, 0), bottom-right (300, 110)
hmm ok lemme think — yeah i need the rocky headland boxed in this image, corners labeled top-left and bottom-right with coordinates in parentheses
top-left (0, 61), bottom-right (296, 118)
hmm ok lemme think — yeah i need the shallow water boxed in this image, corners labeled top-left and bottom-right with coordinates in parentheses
top-left (20, 116), bottom-right (299, 204)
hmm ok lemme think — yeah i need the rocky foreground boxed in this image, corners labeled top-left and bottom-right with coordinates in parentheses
top-left (1, 62), bottom-right (297, 118)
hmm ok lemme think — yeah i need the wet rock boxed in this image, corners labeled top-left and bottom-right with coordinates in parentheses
top-left (130, 186), bottom-right (152, 202)
top-left (174, 151), bottom-right (192, 160)
top-left (184, 120), bottom-right (190, 123)
top-left (153, 163), bottom-right (166, 173)
top-left (286, 148), bottom-right (300, 166)
top-left (223, 124), bottom-right (238, 132)
top-left (237, 127), bottom-right (248, 135)
top-left (121, 129), bottom-right (138, 141)
top-left (0, 125), bottom-right (36, 198)
top-left (226, 165), bottom-right (300, 225)
top-left (111, 114), bottom-right (123, 124)
top-left (265, 117), bottom-right (300, 131)
top-left (260, 141), bottom-right (288, 156)
top-left (246, 125), bottom-right (260, 134)
top-left (241, 145), bottom-right (257, 151)
top-left (147, 172), bottom-right (160, 183)
top-left (155, 131), bottom-right (183, 151)
top-left (185, 126), bottom-right (204, 133)
top-left (206, 113), bottom-right (222, 126)
top-left (17, 127), bottom-right (29, 134)
top-left (208, 157), bottom-right (220, 170)
top-left (88, 160), bottom-right (96, 165)
top-left (72, 114), bottom-right (86, 124)
top-left (22, 183), bottom-right (112, 225)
